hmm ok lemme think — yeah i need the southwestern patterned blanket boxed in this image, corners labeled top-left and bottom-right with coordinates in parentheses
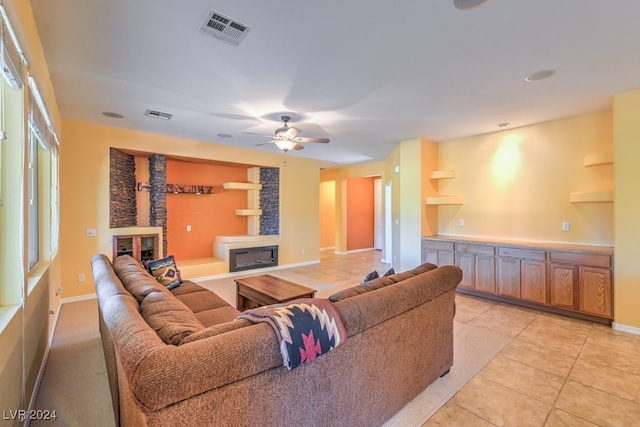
top-left (238, 298), bottom-right (347, 370)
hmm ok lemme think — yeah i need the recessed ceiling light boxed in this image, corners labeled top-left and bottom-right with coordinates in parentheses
top-left (102, 112), bottom-right (124, 119)
top-left (525, 69), bottom-right (556, 82)
top-left (454, 0), bottom-right (490, 10)
top-left (217, 133), bottom-right (232, 138)
top-left (497, 122), bottom-right (510, 128)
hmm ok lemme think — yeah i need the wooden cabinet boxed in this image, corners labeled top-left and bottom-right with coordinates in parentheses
top-left (422, 236), bottom-right (613, 323)
top-left (454, 242), bottom-right (496, 293)
top-left (549, 251), bottom-right (612, 318)
top-left (113, 234), bottom-right (159, 262)
top-left (421, 240), bottom-right (454, 266)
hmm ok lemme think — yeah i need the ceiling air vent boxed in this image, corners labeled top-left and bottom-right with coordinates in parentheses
top-left (145, 109), bottom-right (173, 120)
top-left (199, 10), bottom-right (252, 46)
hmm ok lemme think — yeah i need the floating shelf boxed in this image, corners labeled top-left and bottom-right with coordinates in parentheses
top-left (429, 170), bottom-right (455, 180)
top-left (583, 152), bottom-right (613, 167)
top-left (426, 196), bottom-right (464, 205)
top-left (569, 191), bottom-right (614, 203)
top-left (235, 209), bottom-right (262, 216)
top-left (223, 182), bottom-right (262, 190)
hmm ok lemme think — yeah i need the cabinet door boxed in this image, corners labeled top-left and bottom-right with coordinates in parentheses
top-left (521, 260), bottom-right (547, 303)
top-left (456, 253), bottom-right (475, 290)
top-left (475, 256), bottom-right (496, 294)
top-left (498, 258), bottom-right (521, 298)
top-left (549, 263), bottom-right (577, 310)
top-left (438, 251), bottom-right (455, 266)
top-left (113, 236), bottom-right (135, 259)
top-left (579, 266), bottom-right (612, 318)
top-left (423, 249), bottom-right (438, 265)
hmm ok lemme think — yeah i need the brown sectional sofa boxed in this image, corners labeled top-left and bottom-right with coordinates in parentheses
top-left (91, 254), bottom-right (462, 427)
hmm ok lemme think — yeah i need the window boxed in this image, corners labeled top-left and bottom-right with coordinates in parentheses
top-left (27, 126), bottom-right (40, 270)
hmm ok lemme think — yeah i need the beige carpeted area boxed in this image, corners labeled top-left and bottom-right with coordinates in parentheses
top-left (30, 277), bottom-right (510, 427)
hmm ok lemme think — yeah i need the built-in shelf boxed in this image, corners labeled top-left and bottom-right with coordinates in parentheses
top-left (223, 182), bottom-right (262, 190)
top-left (583, 152), bottom-right (613, 167)
top-left (569, 190), bottom-right (614, 203)
top-left (137, 182), bottom-right (213, 194)
top-left (235, 209), bottom-right (262, 216)
top-left (426, 196), bottom-right (464, 205)
top-left (429, 170), bottom-right (455, 180)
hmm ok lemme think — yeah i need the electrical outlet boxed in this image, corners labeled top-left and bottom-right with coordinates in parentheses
top-left (562, 222), bottom-right (570, 232)
top-left (301, 248), bottom-right (305, 255)
top-left (459, 219), bottom-right (465, 227)
top-left (78, 273), bottom-right (86, 282)
top-left (186, 225), bottom-right (191, 232)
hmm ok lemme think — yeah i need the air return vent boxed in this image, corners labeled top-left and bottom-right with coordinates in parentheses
top-left (145, 109), bottom-right (173, 120)
top-left (199, 10), bottom-right (252, 46)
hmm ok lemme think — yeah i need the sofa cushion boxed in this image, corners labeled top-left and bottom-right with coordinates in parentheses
top-left (179, 319), bottom-right (253, 345)
top-left (113, 255), bottom-right (172, 303)
top-left (195, 306), bottom-right (242, 328)
top-left (140, 291), bottom-right (205, 345)
top-left (328, 262), bottom-right (439, 302)
top-left (144, 255), bottom-right (183, 290)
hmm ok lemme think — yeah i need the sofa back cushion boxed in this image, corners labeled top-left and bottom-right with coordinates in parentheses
top-left (328, 262), bottom-right (438, 302)
top-left (140, 291), bottom-right (205, 345)
top-left (113, 255), bottom-right (172, 303)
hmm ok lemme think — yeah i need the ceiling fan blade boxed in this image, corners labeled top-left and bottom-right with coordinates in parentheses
top-left (243, 131), bottom-right (274, 138)
top-left (254, 141), bottom-right (277, 146)
top-left (293, 143), bottom-right (304, 150)
top-left (285, 127), bottom-right (301, 138)
top-left (294, 137), bottom-right (330, 143)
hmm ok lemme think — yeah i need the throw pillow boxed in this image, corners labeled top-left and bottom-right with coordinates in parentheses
top-left (383, 268), bottom-right (395, 277)
top-left (360, 270), bottom-right (379, 284)
top-left (144, 255), bottom-right (183, 290)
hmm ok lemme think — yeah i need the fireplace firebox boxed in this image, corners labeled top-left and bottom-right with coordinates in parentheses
top-left (229, 245), bottom-right (279, 272)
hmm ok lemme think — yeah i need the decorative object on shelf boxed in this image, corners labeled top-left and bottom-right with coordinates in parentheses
top-left (223, 182), bottom-right (262, 190)
top-left (137, 182), bottom-right (214, 194)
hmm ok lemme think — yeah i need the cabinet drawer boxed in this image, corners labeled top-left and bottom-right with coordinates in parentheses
top-left (456, 242), bottom-right (495, 255)
top-left (550, 251), bottom-right (611, 268)
top-left (498, 247), bottom-right (546, 261)
top-left (422, 240), bottom-right (454, 251)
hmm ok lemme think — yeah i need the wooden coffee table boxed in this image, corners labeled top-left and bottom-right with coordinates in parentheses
top-left (235, 274), bottom-right (316, 311)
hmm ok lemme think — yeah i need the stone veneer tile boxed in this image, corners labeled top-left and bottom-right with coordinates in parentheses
top-left (555, 381), bottom-right (640, 427)
top-left (568, 359), bottom-right (640, 404)
top-left (423, 401), bottom-right (494, 426)
top-left (478, 356), bottom-right (565, 404)
top-left (452, 376), bottom-right (550, 426)
top-left (499, 339), bottom-right (576, 378)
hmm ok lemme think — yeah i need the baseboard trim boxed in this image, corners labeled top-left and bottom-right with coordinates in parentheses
top-left (334, 247), bottom-right (376, 255)
top-left (191, 260), bottom-right (321, 282)
top-left (612, 322), bottom-right (640, 336)
top-left (61, 293), bottom-right (97, 304)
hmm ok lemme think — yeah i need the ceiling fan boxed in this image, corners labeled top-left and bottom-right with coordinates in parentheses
top-left (245, 115), bottom-right (330, 152)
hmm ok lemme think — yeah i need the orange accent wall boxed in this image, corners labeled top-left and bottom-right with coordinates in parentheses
top-left (346, 177), bottom-right (376, 251)
top-left (165, 160), bottom-right (249, 260)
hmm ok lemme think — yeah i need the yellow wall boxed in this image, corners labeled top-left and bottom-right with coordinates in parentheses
top-left (421, 139), bottom-right (439, 236)
top-left (319, 180), bottom-right (336, 249)
top-left (437, 111), bottom-right (613, 245)
top-left (60, 120), bottom-right (322, 298)
top-left (613, 89), bottom-right (640, 329)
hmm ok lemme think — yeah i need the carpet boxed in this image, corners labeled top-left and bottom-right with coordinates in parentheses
top-left (31, 297), bottom-right (510, 427)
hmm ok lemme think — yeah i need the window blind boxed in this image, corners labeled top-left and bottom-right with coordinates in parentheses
top-left (1, 5), bottom-right (25, 89)
top-left (28, 77), bottom-right (58, 154)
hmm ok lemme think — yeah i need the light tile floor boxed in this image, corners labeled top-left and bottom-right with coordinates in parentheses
top-left (293, 249), bottom-right (640, 427)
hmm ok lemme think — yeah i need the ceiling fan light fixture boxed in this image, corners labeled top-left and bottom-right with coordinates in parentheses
top-left (454, 0), bottom-right (490, 10)
top-left (275, 140), bottom-right (296, 152)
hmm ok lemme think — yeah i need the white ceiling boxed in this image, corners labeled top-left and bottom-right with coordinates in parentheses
top-left (29, 0), bottom-right (640, 168)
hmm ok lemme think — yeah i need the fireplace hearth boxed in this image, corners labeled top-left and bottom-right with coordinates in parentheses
top-left (229, 245), bottom-right (279, 272)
